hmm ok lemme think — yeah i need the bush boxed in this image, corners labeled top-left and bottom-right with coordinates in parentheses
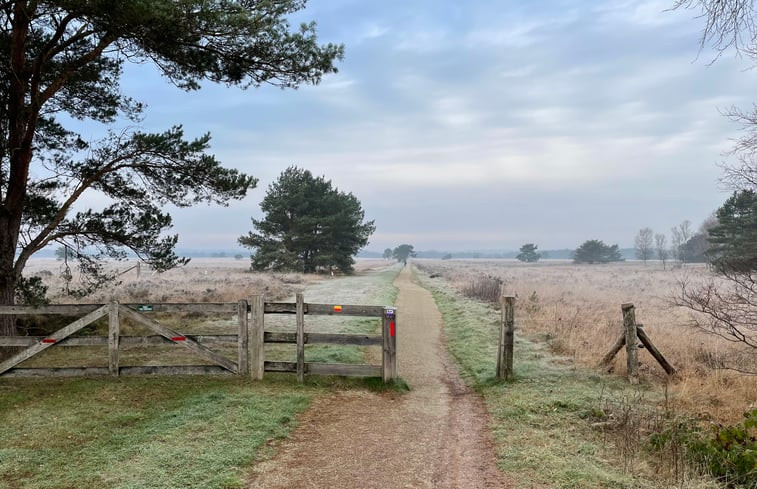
top-left (688, 409), bottom-right (757, 487)
top-left (461, 275), bottom-right (503, 302)
top-left (649, 408), bottom-right (757, 487)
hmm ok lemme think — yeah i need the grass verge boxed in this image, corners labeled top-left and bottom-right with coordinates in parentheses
top-left (0, 376), bottom-right (316, 489)
top-left (417, 270), bottom-right (719, 489)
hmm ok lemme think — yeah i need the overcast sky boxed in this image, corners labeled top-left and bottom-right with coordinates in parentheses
top-left (115, 0), bottom-right (756, 252)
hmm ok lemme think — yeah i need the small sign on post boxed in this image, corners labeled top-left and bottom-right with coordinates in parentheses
top-left (382, 307), bottom-right (398, 381)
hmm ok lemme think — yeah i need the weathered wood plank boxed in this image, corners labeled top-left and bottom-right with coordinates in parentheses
top-left (0, 304), bottom-right (101, 315)
top-left (623, 303), bottom-right (639, 385)
top-left (1, 365), bottom-right (235, 378)
top-left (296, 293), bottom-right (305, 383)
top-left (121, 334), bottom-right (239, 345)
top-left (2, 367), bottom-right (110, 378)
top-left (497, 296), bottom-right (515, 380)
top-left (122, 303), bottom-right (237, 313)
top-left (309, 333), bottom-right (382, 346)
top-left (118, 305), bottom-right (238, 374)
top-left (599, 333), bottom-right (626, 368)
top-left (263, 302), bottom-right (385, 317)
top-left (262, 361), bottom-right (381, 377)
top-left (119, 365), bottom-right (233, 376)
top-left (264, 302), bottom-right (302, 314)
top-left (305, 303), bottom-right (386, 317)
top-left (0, 305), bottom-right (110, 376)
top-left (636, 327), bottom-right (677, 375)
top-left (264, 361), bottom-right (297, 373)
top-left (108, 301), bottom-right (119, 376)
top-left (0, 302), bottom-right (237, 316)
top-left (382, 306), bottom-right (398, 381)
top-left (250, 295), bottom-right (265, 380)
top-left (263, 332), bottom-right (296, 343)
top-left (238, 300), bottom-right (249, 376)
top-left (0, 334), bottom-right (240, 347)
top-left (263, 332), bottom-right (382, 345)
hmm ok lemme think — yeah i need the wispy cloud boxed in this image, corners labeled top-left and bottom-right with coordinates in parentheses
top-left (109, 0), bottom-right (753, 251)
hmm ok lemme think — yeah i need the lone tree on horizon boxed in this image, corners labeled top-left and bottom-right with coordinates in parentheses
top-left (516, 243), bottom-right (541, 263)
top-left (392, 244), bottom-right (416, 264)
top-left (239, 167), bottom-right (375, 274)
top-left (573, 240), bottom-right (623, 264)
top-left (0, 1), bottom-right (343, 342)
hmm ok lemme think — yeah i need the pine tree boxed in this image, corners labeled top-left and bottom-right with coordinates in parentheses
top-left (239, 167), bottom-right (375, 274)
top-left (516, 243), bottom-right (541, 263)
top-left (0, 1), bottom-right (343, 338)
top-left (707, 190), bottom-right (757, 272)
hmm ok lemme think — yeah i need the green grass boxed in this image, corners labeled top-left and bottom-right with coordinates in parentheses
top-left (417, 272), bottom-right (701, 489)
top-left (0, 376), bottom-right (316, 489)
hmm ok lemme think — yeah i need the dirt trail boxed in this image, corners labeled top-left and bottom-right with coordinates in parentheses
top-left (246, 266), bottom-right (511, 489)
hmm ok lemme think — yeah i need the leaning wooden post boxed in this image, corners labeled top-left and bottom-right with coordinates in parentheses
top-left (249, 295), bottom-right (265, 380)
top-left (599, 333), bottom-right (626, 368)
top-left (237, 300), bottom-right (249, 376)
top-left (497, 296), bottom-right (515, 380)
top-left (636, 326), bottom-right (677, 376)
top-left (296, 293), bottom-right (305, 383)
top-left (622, 303), bottom-right (639, 385)
top-left (382, 306), bottom-right (398, 382)
top-left (108, 301), bottom-right (120, 376)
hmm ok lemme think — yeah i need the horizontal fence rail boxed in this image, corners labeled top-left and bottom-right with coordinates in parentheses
top-left (0, 296), bottom-right (398, 383)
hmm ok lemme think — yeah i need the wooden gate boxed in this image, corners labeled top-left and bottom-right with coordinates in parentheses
top-left (249, 294), bottom-right (398, 382)
top-left (0, 297), bottom-right (398, 382)
top-left (0, 301), bottom-right (246, 377)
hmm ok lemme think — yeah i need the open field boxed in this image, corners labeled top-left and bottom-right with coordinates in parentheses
top-left (3, 258), bottom-right (754, 488)
top-left (415, 259), bottom-right (757, 424)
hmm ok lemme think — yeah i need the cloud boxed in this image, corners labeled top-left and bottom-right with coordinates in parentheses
top-left (88, 0), bottom-right (757, 251)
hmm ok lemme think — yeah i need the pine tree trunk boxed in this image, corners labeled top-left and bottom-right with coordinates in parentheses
top-left (0, 270), bottom-right (18, 361)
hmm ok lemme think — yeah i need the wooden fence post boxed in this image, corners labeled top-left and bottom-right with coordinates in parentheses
top-left (296, 293), bottom-right (305, 383)
top-left (249, 295), bottom-right (265, 380)
top-left (497, 296), bottom-right (515, 380)
top-left (382, 307), bottom-right (397, 382)
top-left (108, 301), bottom-right (119, 376)
top-left (622, 303), bottom-right (639, 385)
top-left (636, 326), bottom-right (677, 376)
top-left (237, 300), bottom-right (249, 376)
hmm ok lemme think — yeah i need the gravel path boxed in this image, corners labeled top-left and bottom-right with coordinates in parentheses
top-left (246, 266), bottom-right (511, 488)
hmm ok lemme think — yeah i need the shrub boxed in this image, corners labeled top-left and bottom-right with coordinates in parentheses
top-left (688, 409), bottom-right (757, 487)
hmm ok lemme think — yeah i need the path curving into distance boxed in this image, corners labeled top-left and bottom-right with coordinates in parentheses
top-left (246, 265), bottom-right (511, 489)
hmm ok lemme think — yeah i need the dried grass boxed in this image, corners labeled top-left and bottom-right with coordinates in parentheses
top-left (416, 259), bottom-right (757, 424)
top-left (24, 258), bottom-right (318, 304)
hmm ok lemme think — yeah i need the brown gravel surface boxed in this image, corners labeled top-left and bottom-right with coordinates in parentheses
top-left (246, 266), bottom-right (512, 489)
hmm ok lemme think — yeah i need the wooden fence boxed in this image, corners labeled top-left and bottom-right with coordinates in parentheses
top-left (0, 295), bottom-right (398, 382)
top-left (495, 299), bottom-right (676, 384)
top-left (600, 303), bottom-right (676, 384)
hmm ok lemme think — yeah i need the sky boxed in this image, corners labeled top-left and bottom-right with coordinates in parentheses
top-left (110, 0), bottom-right (757, 252)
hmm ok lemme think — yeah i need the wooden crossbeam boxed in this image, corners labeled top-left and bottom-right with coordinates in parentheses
top-left (0, 305), bottom-right (109, 376)
top-left (118, 305), bottom-right (238, 374)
